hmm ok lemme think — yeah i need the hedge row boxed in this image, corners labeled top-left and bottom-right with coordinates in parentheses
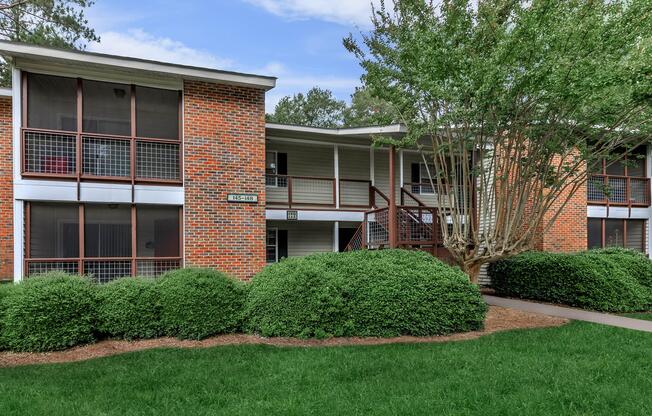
top-left (0, 250), bottom-right (487, 352)
top-left (0, 268), bottom-right (245, 352)
top-left (489, 248), bottom-right (652, 312)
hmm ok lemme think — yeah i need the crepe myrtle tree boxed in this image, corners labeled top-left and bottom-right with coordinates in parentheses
top-left (345, 0), bottom-right (652, 281)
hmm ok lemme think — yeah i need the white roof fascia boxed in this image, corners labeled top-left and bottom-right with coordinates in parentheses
top-left (0, 41), bottom-right (276, 91)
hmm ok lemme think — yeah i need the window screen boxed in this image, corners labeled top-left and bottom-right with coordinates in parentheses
top-left (29, 203), bottom-right (79, 258)
top-left (85, 204), bottom-right (131, 257)
top-left (136, 86), bottom-right (179, 139)
top-left (587, 218), bottom-right (602, 249)
top-left (136, 206), bottom-right (180, 257)
top-left (83, 80), bottom-right (131, 136)
top-left (626, 220), bottom-right (645, 252)
top-left (27, 73), bottom-right (77, 131)
top-left (605, 219), bottom-right (624, 247)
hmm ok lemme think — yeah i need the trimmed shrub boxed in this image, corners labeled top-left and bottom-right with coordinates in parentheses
top-left (0, 283), bottom-right (16, 350)
top-left (246, 250), bottom-right (487, 338)
top-left (158, 268), bottom-right (246, 340)
top-left (587, 248), bottom-right (652, 289)
top-left (97, 277), bottom-right (162, 340)
top-left (489, 250), bottom-right (652, 312)
top-left (1, 273), bottom-right (97, 352)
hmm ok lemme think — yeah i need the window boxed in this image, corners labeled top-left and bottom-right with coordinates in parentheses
top-left (26, 203), bottom-right (182, 280)
top-left (265, 151), bottom-right (287, 187)
top-left (82, 80), bottom-right (131, 136)
top-left (411, 163), bottom-right (435, 194)
top-left (85, 204), bottom-right (132, 257)
top-left (266, 228), bottom-right (278, 263)
top-left (587, 218), bottom-right (646, 252)
top-left (137, 206), bottom-right (180, 257)
top-left (136, 86), bottom-right (179, 139)
top-left (29, 203), bottom-right (79, 258)
top-left (27, 73), bottom-right (77, 131)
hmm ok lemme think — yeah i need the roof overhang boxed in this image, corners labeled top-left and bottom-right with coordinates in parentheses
top-left (0, 41), bottom-right (276, 91)
top-left (265, 123), bottom-right (407, 143)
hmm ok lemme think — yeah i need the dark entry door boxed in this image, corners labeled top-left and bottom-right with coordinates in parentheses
top-left (338, 227), bottom-right (358, 252)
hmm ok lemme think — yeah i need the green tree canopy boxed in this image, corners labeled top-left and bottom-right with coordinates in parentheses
top-left (0, 0), bottom-right (98, 84)
top-left (267, 86), bottom-right (399, 128)
top-left (344, 0), bottom-right (652, 279)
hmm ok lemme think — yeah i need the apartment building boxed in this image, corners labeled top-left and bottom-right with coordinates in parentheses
top-left (0, 41), bottom-right (649, 284)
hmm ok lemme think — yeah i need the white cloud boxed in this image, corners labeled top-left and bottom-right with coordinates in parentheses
top-left (87, 29), bottom-right (360, 113)
top-left (242, 0), bottom-right (385, 27)
top-left (87, 29), bottom-right (234, 69)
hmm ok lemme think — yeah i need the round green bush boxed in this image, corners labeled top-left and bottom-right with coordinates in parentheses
top-left (489, 251), bottom-right (652, 312)
top-left (158, 268), bottom-right (246, 340)
top-left (1, 273), bottom-right (97, 352)
top-left (97, 277), bottom-right (162, 340)
top-left (0, 283), bottom-right (16, 350)
top-left (245, 250), bottom-right (487, 338)
top-left (587, 248), bottom-right (652, 289)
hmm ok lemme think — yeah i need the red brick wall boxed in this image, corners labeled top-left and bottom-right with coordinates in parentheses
top-left (534, 161), bottom-right (587, 252)
top-left (0, 96), bottom-right (12, 280)
top-left (183, 81), bottom-right (266, 280)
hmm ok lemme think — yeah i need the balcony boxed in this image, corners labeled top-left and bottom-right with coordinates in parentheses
top-left (21, 128), bottom-right (182, 184)
top-left (266, 174), bottom-right (373, 209)
top-left (587, 174), bottom-right (650, 207)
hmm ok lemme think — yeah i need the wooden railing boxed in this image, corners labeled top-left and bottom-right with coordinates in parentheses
top-left (266, 174), bottom-right (374, 208)
top-left (587, 174), bottom-right (650, 207)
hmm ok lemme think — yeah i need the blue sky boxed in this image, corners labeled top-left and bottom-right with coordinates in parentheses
top-left (85, 1), bottom-right (380, 112)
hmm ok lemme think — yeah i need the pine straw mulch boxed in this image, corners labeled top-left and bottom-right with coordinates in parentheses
top-left (0, 306), bottom-right (568, 368)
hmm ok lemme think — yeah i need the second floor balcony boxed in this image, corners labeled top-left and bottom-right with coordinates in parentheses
top-left (587, 174), bottom-right (650, 207)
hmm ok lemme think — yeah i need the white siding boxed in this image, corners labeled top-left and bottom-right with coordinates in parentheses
top-left (339, 147), bottom-right (370, 207)
top-left (269, 220), bottom-right (334, 257)
top-left (266, 142), bottom-right (335, 206)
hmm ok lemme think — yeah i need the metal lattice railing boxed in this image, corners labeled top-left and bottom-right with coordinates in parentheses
top-left (136, 141), bottom-right (181, 180)
top-left (23, 130), bottom-right (76, 175)
top-left (365, 208), bottom-right (390, 247)
top-left (137, 259), bottom-right (181, 277)
top-left (587, 174), bottom-right (650, 206)
top-left (26, 260), bottom-right (79, 276)
top-left (398, 207), bottom-right (436, 244)
top-left (84, 260), bottom-right (132, 284)
top-left (82, 136), bottom-right (130, 177)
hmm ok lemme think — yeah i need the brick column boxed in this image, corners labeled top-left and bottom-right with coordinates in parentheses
top-left (183, 81), bottom-right (266, 280)
top-left (0, 96), bottom-right (12, 280)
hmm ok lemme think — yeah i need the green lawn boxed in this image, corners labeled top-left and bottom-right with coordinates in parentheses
top-left (0, 321), bottom-right (651, 416)
top-left (625, 313), bottom-right (652, 321)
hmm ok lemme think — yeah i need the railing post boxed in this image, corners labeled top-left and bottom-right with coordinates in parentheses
top-left (389, 146), bottom-right (398, 248)
top-left (369, 184), bottom-right (373, 208)
top-left (362, 213), bottom-right (367, 249)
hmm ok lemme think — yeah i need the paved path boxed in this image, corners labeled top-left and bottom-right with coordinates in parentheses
top-left (484, 295), bottom-right (652, 333)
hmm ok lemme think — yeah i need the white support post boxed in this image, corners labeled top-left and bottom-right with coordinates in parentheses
top-left (647, 144), bottom-right (652, 258)
top-left (12, 67), bottom-right (22, 282)
top-left (370, 147), bottom-right (375, 186)
top-left (399, 149), bottom-right (404, 188)
top-left (334, 145), bottom-right (340, 209)
top-left (333, 221), bottom-right (340, 252)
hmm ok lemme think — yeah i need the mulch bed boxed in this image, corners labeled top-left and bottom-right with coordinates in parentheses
top-left (0, 306), bottom-right (568, 368)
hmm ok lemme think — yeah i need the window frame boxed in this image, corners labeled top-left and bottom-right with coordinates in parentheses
top-left (265, 151), bottom-right (279, 188)
top-left (21, 71), bottom-right (183, 185)
top-left (587, 218), bottom-right (646, 252)
top-left (266, 227), bottom-right (278, 263)
top-left (418, 163), bottom-right (435, 195)
top-left (24, 202), bottom-right (183, 279)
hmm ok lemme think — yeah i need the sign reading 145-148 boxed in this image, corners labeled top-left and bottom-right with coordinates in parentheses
top-left (227, 193), bottom-right (258, 203)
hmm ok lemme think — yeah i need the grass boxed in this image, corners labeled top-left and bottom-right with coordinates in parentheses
top-left (625, 313), bottom-right (652, 321)
top-left (0, 321), bottom-right (651, 416)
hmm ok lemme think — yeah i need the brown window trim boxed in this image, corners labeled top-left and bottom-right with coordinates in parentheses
top-left (24, 202), bottom-right (184, 279)
top-left (21, 72), bottom-right (183, 186)
top-left (589, 218), bottom-right (646, 252)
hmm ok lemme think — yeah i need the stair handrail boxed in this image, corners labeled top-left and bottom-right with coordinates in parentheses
top-left (400, 186), bottom-right (427, 207)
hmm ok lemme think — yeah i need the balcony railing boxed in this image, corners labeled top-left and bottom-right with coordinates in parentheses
top-left (22, 128), bottom-right (182, 184)
top-left (25, 257), bottom-right (182, 283)
top-left (266, 174), bottom-right (373, 208)
top-left (587, 174), bottom-right (650, 206)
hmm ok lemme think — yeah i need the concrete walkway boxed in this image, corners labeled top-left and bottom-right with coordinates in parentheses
top-left (484, 295), bottom-right (652, 333)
